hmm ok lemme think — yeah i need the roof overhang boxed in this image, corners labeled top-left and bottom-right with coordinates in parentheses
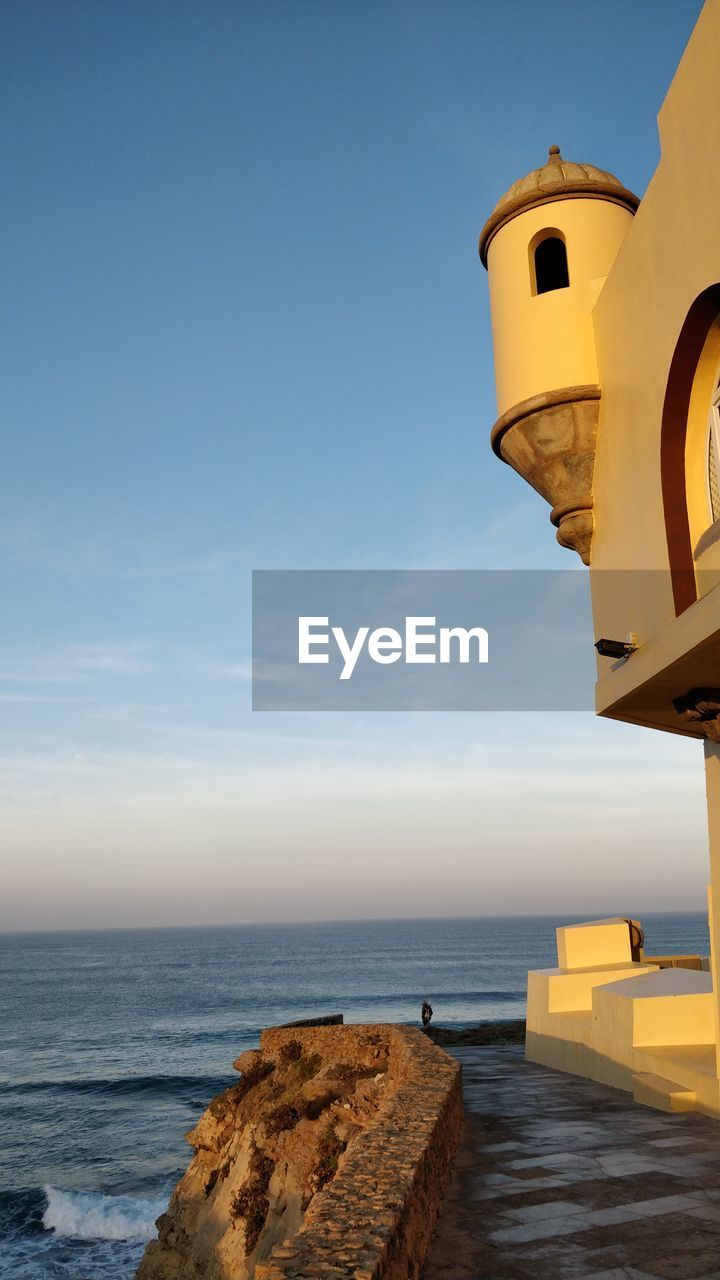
top-left (595, 581), bottom-right (720, 738)
top-left (479, 185), bottom-right (640, 268)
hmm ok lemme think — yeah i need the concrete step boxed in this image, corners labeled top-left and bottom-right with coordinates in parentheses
top-left (632, 1071), bottom-right (696, 1113)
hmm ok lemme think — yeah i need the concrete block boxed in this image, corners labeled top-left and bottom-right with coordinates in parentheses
top-left (633, 1072), bottom-right (697, 1112)
top-left (594, 969), bottom-right (715, 1048)
top-left (557, 918), bottom-right (633, 970)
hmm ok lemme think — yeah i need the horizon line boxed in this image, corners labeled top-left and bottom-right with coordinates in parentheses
top-left (0, 907), bottom-right (706, 938)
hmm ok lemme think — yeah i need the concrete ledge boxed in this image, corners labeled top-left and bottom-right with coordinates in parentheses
top-left (256, 1026), bottom-right (463, 1280)
top-left (594, 968), bottom-right (715, 1049)
top-left (527, 961), bottom-right (656, 1016)
top-left (633, 1071), bottom-right (697, 1112)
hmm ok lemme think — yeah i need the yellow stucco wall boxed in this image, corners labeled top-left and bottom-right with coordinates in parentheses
top-left (706, 743), bottom-right (720, 1076)
top-left (591, 0), bottom-right (720, 592)
top-left (556, 918), bottom-right (632, 969)
top-left (483, 0), bottom-right (720, 1112)
top-left (580, 0), bottom-right (720, 744)
top-left (486, 199), bottom-right (633, 417)
top-left (526, 921), bottom-right (718, 1112)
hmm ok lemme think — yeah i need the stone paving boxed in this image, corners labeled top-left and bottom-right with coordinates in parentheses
top-left (423, 1046), bottom-right (720, 1280)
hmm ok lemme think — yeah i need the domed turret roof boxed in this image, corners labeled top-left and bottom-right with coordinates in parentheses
top-left (479, 145), bottom-right (640, 265)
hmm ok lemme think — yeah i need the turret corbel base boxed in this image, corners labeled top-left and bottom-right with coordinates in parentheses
top-left (490, 385), bottom-right (601, 565)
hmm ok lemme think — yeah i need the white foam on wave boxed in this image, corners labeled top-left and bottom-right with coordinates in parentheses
top-left (42, 1186), bottom-right (166, 1242)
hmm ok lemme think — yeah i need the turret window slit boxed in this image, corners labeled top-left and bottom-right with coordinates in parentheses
top-left (534, 235), bottom-right (569, 294)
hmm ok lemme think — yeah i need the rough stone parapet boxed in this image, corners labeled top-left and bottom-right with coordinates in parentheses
top-left (256, 1026), bottom-right (463, 1280)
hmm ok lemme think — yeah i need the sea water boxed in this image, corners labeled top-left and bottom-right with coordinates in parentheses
top-left (0, 913), bottom-right (709, 1279)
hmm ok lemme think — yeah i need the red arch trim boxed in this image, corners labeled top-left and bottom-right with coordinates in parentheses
top-left (661, 284), bottom-right (720, 615)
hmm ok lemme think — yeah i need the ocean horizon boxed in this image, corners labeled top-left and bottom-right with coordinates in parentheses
top-left (0, 907), bottom-right (709, 937)
top-left (0, 912), bottom-right (710, 1279)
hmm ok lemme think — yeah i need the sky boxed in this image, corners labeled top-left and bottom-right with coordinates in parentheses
top-left (0, 0), bottom-right (708, 931)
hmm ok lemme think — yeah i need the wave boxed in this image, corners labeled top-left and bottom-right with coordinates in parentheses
top-left (0, 1186), bottom-right (46, 1233)
top-left (342, 989), bottom-right (522, 1004)
top-left (4, 1072), bottom-right (231, 1099)
top-left (42, 1186), bottom-right (166, 1242)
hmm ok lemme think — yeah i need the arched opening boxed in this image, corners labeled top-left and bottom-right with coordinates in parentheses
top-left (533, 234), bottom-right (569, 295)
top-left (706, 372), bottom-right (720, 524)
top-left (661, 284), bottom-right (720, 615)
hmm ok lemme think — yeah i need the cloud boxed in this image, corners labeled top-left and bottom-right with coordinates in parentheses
top-left (0, 641), bottom-right (153, 684)
top-left (0, 643), bottom-right (255, 689)
top-left (0, 692), bottom-right (95, 704)
top-left (0, 510), bottom-right (240, 580)
top-left (197, 660), bottom-right (251, 681)
top-left (0, 714), bottom-right (709, 930)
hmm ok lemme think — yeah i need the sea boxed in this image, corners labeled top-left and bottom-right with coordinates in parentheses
top-left (0, 912), bottom-right (710, 1280)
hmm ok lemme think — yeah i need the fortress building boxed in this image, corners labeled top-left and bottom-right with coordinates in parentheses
top-left (480, 0), bottom-right (720, 1116)
top-left (481, 145), bottom-right (639, 565)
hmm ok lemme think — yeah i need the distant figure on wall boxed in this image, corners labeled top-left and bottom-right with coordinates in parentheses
top-left (421, 998), bottom-right (433, 1028)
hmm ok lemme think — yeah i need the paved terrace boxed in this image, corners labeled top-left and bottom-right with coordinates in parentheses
top-left (424, 1046), bottom-right (720, 1280)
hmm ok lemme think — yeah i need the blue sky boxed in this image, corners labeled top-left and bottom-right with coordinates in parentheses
top-left (0, 0), bottom-right (708, 930)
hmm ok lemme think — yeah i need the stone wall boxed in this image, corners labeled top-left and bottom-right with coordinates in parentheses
top-left (256, 1025), bottom-right (463, 1280)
